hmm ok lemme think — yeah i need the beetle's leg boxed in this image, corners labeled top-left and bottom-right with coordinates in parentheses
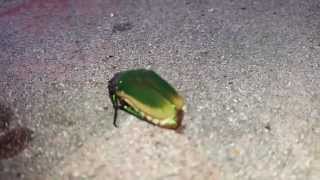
top-left (111, 95), bottom-right (119, 128)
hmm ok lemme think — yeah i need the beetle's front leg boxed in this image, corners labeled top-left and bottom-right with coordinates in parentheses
top-left (111, 95), bottom-right (119, 128)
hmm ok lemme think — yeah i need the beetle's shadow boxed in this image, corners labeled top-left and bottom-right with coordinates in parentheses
top-left (0, 127), bottom-right (33, 159)
top-left (0, 101), bottom-right (33, 159)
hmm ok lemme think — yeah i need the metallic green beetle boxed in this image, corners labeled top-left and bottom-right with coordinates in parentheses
top-left (108, 69), bottom-right (185, 129)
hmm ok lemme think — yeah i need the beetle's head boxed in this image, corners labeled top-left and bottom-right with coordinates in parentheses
top-left (108, 72), bottom-right (121, 97)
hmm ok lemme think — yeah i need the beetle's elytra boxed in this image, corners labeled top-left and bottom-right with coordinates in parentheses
top-left (108, 69), bottom-right (185, 129)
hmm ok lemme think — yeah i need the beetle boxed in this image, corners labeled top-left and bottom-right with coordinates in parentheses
top-left (108, 69), bottom-right (185, 129)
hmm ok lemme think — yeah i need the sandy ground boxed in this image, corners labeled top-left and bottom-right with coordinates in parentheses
top-left (0, 0), bottom-right (320, 179)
